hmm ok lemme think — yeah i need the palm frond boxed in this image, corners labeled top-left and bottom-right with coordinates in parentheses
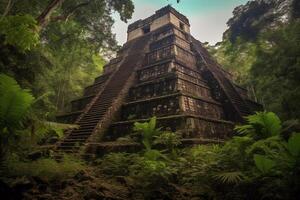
top-left (235, 112), bottom-right (282, 139)
top-left (213, 171), bottom-right (244, 184)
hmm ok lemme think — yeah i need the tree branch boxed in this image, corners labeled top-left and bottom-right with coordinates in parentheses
top-left (36, 0), bottom-right (65, 27)
top-left (51, 1), bottom-right (90, 23)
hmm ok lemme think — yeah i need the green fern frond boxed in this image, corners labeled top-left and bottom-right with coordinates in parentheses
top-left (0, 74), bottom-right (34, 130)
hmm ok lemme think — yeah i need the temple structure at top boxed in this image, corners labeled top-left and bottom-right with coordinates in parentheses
top-left (55, 6), bottom-right (262, 154)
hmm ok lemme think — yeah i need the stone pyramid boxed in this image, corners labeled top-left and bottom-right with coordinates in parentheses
top-left (56, 6), bottom-right (262, 154)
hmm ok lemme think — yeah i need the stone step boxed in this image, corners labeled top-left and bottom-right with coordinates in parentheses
top-left (82, 116), bottom-right (103, 120)
top-left (78, 120), bottom-right (100, 125)
top-left (63, 138), bottom-right (87, 142)
top-left (57, 145), bottom-right (81, 150)
top-left (85, 142), bottom-right (142, 157)
top-left (67, 135), bottom-right (90, 139)
top-left (71, 129), bottom-right (94, 134)
top-left (60, 142), bottom-right (84, 147)
top-left (79, 124), bottom-right (98, 128)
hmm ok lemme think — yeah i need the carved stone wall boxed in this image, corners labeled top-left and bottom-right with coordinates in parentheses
top-left (169, 12), bottom-right (190, 33)
top-left (175, 45), bottom-right (196, 66)
top-left (110, 24), bottom-right (233, 140)
top-left (184, 117), bottom-right (233, 139)
top-left (108, 116), bottom-right (233, 141)
top-left (127, 6), bottom-right (191, 42)
top-left (181, 96), bottom-right (224, 119)
top-left (177, 79), bottom-right (211, 99)
top-left (147, 45), bottom-right (175, 64)
top-left (122, 95), bottom-right (181, 120)
top-left (129, 77), bottom-right (178, 101)
top-left (150, 35), bottom-right (190, 51)
top-left (138, 61), bottom-right (174, 82)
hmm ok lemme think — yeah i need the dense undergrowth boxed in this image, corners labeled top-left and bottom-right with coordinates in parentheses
top-left (94, 115), bottom-right (300, 200)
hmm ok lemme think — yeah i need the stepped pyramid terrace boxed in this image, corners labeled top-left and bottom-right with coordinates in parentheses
top-left (55, 6), bottom-right (262, 155)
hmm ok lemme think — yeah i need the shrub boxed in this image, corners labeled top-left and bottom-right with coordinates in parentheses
top-left (154, 131), bottom-right (182, 155)
top-left (179, 145), bottom-right (221, 186)
top-left (98, 152), bottom-right (140, 177)
top-left (133, 117), bottom-right (162, 150)
top-left (129, 156), bottom-right (176, 199)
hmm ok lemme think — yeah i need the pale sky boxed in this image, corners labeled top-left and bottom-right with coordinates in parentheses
top-left (112, 0), bottom-right (248, 45)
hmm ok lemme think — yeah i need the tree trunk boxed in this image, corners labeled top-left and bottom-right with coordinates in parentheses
top-left (36, 0), bottom-right (65, 27)
top-left (1, 0), bottom-right (13, 18)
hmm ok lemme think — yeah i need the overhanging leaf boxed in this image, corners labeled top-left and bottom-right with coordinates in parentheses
top-left (254, 154), bottom-right (275, 173)
top-left (287, 133), bottom-right (300, 156)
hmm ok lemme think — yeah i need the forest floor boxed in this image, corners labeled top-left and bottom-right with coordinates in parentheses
top-left (1, 164), bottom-right (130, 200)
top-left (0, 157), bottom-right (190, 200)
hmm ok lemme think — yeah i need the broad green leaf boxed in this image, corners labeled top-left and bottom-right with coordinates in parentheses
top-left (254, 154), bottom-right (275, 173)
top-left (287, 133), bottom-right (300, 156)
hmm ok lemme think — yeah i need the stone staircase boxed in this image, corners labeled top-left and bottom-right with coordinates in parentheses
top-left (55, 35), bottom-right (151, 153)
top-left (221, 76), bottom-right (251, 116)
top-left (191, 37), bottom-right (252, 122)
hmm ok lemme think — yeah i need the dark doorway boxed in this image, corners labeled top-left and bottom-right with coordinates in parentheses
top-left (179, 22), bottom-right (185, 31)
top-left (142, 25), bottom-right (150, 34)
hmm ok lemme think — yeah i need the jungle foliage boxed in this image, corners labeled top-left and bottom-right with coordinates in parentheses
top-left (98, 112), bottom-right (300, 199)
